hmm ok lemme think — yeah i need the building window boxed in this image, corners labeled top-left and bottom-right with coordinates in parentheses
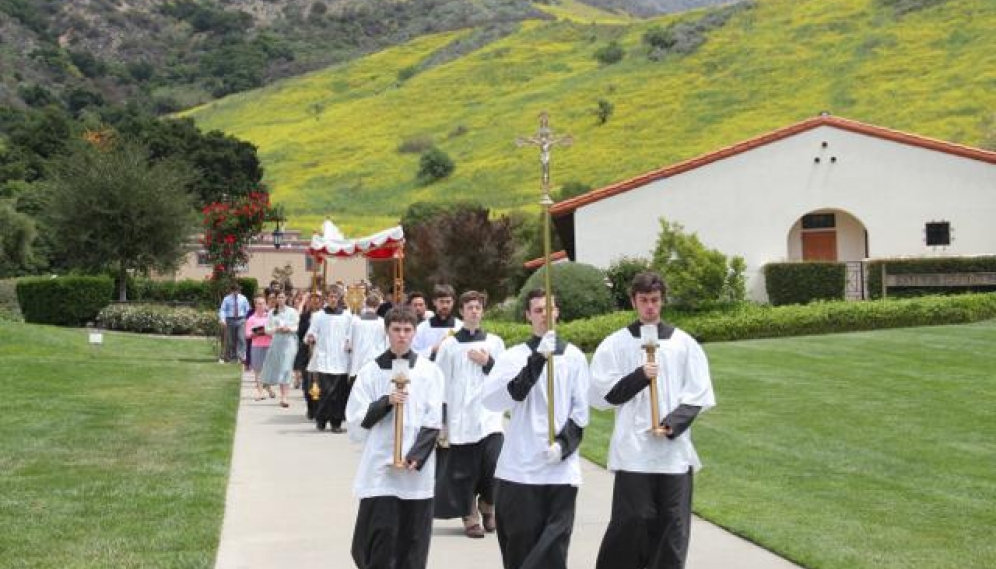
top-left (925, 221), bottom-right (951, 246)
top-left (196, 252), bottom-right (211, 266)
top-left (802, 213), bottom-right (836, 230)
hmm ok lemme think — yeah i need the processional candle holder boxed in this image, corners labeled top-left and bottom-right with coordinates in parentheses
top-left (641, 324), bottom-right (668, 437)
top-left (345, 284), bottom-right (365, 315)
top-left (308, 374), bottom-right (321, 401)
top-left (391, 358), bottom-right (411, 468)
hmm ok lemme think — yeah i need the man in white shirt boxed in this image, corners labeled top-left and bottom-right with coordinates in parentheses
top-left (217, 283), bottom-right (249, 363)
top-left (306, 285), bottom-right (353, 433)
top-left (482, 289), bottom-right (589, 569)
top-left (589, 272), bottom-right (716, 569)
top-left (345, 306), bottom-right (445, 569)
top-left (433, 290), bottom-right (506, 538)
top-left (412, 284), bottom-right (461, 361)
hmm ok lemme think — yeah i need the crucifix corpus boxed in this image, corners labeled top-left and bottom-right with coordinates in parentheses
top-left (516, 111), bottom-right (572, 444)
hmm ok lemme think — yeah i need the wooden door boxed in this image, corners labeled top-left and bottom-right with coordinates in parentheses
top-left (802, 231), bottom-right (837, 261)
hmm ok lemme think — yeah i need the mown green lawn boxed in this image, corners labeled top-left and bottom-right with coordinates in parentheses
top-left (3, 320), bottom-right (994, 568)
top-left (0, 322), bottom-right (238, 569)
top-left (584, 320), bottom-right (996, 569)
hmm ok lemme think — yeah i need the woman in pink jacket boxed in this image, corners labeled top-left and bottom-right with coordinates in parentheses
top-left (245, 295), bottom-right (274, 401)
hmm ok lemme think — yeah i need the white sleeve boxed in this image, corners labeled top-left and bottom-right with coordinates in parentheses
top-left (422, 365), bottom-right (445, 429)
top-left (482, 350), bottom-right (519, 412)
top-left (346, 364), bottom-right (376, 443)
top-left (411, 321), bottom-right (432, 357)
top-left (568, 348), bottom-right (591, 428)
top-left (588, 336), bottom-right (622, 411)
top-left (679, 337), bottom-right (716, 411)
top-left (305, 311), bottom-right (320, 339)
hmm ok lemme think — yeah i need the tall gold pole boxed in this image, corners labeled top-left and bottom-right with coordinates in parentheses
top-left (517, 111), bottom-right (572, 445)
top-left (541, 192), bottom-right (556, 444)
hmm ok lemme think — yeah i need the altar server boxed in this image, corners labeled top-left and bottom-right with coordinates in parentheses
top-left (345, 307), bottom-right (445, 569)
top-left (412, 284), bottom-right (462, 360)
top-left (482, 289), bottom-right (589, 569)
top-left (306, 285), bottom-right (353, 432)
top-left (433, 290), bottom-right (506, 538)
top-left (589, 271), bottom-right (716, 569)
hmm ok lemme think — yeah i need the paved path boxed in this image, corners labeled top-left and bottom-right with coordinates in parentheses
top-left (214, 370), bottom-right (804, 569)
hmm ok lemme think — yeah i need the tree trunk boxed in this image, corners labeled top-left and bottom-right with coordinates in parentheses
top-left (118, 262), bottom-right (128, 302)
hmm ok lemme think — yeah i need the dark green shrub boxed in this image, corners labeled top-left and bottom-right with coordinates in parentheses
top-left (866, 257), bottom-right (996, 299)
top-left (594, 41), bottom-right (625, 65)
top-left (516, 262), bottom-right (613, 323)
top-left (764, 262), bottom-right (846, 306)
top-left (605, 256), bottom-right (652, 309)
top-left (16, 276), bottom-right (114, 326)
top-left (416, 147), bottom-right (455, 184)
top-left (595, 98), bottom-right (614, 125)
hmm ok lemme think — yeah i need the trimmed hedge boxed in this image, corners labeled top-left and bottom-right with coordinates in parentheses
top-left (764, 262), bottom-right (846, 306)
top-left (517, 262), bottom-right (614, 322)
top-left (96, 303), bottom-right (222, 336)
top-left (486, 293), bottom-right (996, 352)
top-left (126, 277), bottom-right (259, 308)
top-left (16, 276), bottom-right (114, 326)
top-left (866, 256), bottom-right (996, 299)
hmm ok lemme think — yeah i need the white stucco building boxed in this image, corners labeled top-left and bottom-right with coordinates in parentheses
top-left (549, 114), bottom-right (996, 301)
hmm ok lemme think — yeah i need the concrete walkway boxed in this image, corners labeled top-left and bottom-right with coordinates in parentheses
top-left (214, 370), bottom-right (804, 569)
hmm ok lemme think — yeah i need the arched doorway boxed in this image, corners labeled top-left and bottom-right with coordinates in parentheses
top-left (786, 209), bottom-right (869, 299)
top-left (786, 209), bottom-right (868, 263)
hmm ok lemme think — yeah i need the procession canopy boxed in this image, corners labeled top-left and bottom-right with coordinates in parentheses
top-left (308, 219), bottom-right (404, 260)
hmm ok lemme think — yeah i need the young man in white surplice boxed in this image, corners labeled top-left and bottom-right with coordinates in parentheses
top-left (432, 290), bottom-right (506, 538)
top-left (345, 306), bottom-right (445, 569)
top-left (482, 289), bottom-right (590, 569)
top-left (589, 271), bottom-right (716, 569)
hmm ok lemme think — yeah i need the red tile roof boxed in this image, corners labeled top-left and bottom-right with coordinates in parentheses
top-left (550, 115), bottom-right (996, 217)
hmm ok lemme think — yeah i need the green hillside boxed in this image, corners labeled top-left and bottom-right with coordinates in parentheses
top-left (184, 0), bottom-right (996, 235)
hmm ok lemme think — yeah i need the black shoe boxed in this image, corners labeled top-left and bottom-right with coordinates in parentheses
top-left (306, 410), bottom-right (315, 420)
top-left (330, 426), bottom-right (346, 434)
top-left (316, 423), bottom-right (326, 431)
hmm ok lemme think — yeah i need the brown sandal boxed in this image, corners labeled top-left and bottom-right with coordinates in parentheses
top-left (464, 524), bottom-right (485, 539)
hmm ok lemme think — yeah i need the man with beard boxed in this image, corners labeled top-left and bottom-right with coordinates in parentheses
top-left (412, 284), bottom-right (462, 361)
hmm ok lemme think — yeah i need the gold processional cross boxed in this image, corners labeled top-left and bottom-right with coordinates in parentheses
top-left (516, 111), bottom-right (572, 444)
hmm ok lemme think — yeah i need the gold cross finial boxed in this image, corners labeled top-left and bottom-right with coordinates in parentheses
top-left (516, 111), bottom-right (573, 204)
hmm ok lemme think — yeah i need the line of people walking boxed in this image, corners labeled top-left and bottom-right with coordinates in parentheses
top-left (338, 271), bottom-right (716, 569)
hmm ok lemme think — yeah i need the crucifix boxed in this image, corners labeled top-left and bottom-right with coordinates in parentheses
top-left (516, 111), bottom-right (572, 444)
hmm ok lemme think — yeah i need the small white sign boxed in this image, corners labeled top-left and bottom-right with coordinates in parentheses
top-left (88, 332), bottom-right (103, 345)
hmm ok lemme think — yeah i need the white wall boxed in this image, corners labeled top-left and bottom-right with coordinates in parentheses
top-left (574, 125), bottom-right (996, 301)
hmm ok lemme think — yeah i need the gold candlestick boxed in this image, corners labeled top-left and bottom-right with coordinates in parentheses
top-left (391, 358), bottom-right (411, 468)
top-left (641, 324), bottom-right (667, 437)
